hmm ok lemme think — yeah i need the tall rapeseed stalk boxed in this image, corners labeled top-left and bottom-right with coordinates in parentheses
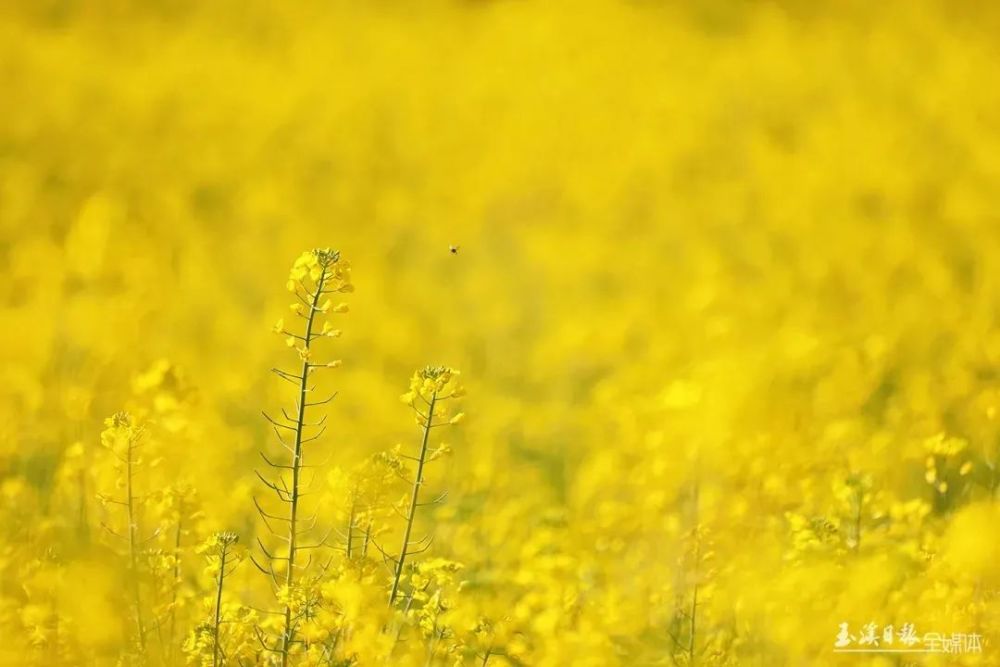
top-left (252, 248), bottom-right (351, 666)
top-left (387, 366), bottom-right (465, 606)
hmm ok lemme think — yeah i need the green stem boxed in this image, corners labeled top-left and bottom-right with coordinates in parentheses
top-left (167, 511), bottom-right (184, 664)
top-left (688, 481), bottom-right (699, 666)
top-left (280, 265), bottom-right (327, 666)
top-left (126, 434), bottom-right (147, 655)
top-left (346, 498), bottom-right (356, 560)
top-left (213, 544), bottom-right (229, 667)
top-left (389, 392), bottom-right (436, 605)
top-left (77, 469), bottom-right (89, 542)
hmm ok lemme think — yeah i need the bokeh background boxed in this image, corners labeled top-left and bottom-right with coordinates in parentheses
top-left (3, 0), bottom-right (1000, 665)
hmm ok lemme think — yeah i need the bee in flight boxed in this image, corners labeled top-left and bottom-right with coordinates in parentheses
top-left (449, 245), bottom-right (459, 255)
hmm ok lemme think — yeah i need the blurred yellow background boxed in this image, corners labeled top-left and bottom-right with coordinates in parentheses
top-left (2, 1), bottom-right (1000, 665)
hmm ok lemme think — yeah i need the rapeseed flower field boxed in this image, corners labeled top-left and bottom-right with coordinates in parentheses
top-left (2, 1), bottom-right (1000, 665)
